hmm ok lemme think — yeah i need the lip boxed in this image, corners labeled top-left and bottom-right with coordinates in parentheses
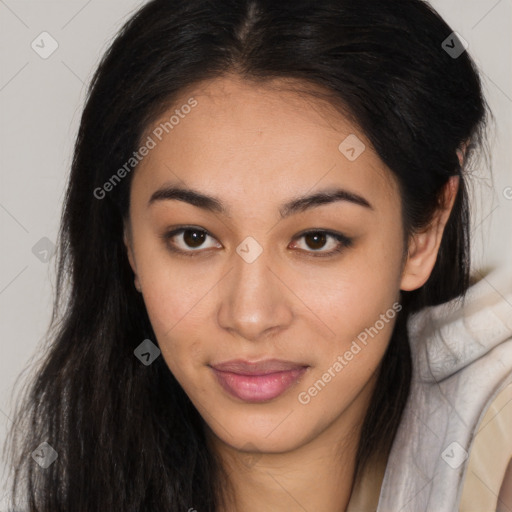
top-left (210, 359), bottom-right (309, 402)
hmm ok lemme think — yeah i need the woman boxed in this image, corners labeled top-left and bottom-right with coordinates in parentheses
top-left (3, 0), bottom-right (511, 510)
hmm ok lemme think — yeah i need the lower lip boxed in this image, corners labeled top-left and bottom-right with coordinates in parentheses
top-left (211, 367), bottom-right (308, 403)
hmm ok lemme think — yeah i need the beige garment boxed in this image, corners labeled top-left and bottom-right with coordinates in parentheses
top-left (346, 383), bottom-right (512, 512)
top-left (459, 382), bottom-right (512, 512)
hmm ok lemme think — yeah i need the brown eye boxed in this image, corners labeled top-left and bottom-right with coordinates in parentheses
top-left (304, 232), bottom-right (328, 250)
top-left (162, 227), bottom-right (222, 255)
top-left (290, 230), bottom-right (353, 257)
top-left (182, 229), bottom-right (207, 248)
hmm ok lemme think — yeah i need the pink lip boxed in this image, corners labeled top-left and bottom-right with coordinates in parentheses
top-left (210, 359), bottom-right (309, 402)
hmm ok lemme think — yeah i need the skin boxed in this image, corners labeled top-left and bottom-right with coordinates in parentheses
top-left (124, 74), bottom-right (457, 512)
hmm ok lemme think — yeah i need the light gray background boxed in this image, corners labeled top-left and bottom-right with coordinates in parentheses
top-left (1, 0), bottom-right (511, 507)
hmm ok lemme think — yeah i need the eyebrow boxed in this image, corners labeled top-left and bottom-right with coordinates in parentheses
top-left (147, 184), bottom-right (373, 218)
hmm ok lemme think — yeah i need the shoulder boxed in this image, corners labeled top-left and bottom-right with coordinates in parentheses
top-left (459, 382), bottom-right (512, 512)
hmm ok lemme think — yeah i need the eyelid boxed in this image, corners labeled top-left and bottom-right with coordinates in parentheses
top-left (161, 225), bottom-right (353, 258)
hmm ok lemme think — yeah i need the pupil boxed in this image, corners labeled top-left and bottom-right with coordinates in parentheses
top-left (184, 229), bottom-right (205, 248)
top-left (305, 232), bottom-right (326, 250)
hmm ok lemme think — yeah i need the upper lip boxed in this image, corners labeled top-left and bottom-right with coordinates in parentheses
top-left (210, 358), bottom-right (309, 375)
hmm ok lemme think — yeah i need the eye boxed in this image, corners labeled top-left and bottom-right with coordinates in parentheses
top-left (162, 226), bottom-right (221, 256)
top-left (289, 230), bottom-right (353, 257)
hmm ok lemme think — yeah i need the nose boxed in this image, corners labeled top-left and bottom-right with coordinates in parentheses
top-left (216, 246), bottom-right (294, 342)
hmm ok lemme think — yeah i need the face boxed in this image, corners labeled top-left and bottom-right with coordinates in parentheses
top-left (123, 74), bottom-right (439, 456)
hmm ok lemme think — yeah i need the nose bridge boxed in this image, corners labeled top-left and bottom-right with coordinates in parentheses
top-left (217, 237), bottom-right (293, 341)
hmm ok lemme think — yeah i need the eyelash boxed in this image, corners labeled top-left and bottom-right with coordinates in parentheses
top-left (161, 226), bottom-right (353, 259)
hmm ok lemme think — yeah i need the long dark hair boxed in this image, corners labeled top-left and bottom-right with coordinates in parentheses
top-left (3, 0), bottom-right (488, 510)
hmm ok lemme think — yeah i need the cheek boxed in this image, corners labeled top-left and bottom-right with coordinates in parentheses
top-left (130, 238), bottom-right (208, 373)
top-left (142, 283), bottom-right (207, 396)
top-left (310, 230), bottom-right (403, 341)
top-left (296, 268), bottom-right (400, 420)
top-left (301, 228), bottom-right (403, 390)
top-left (301, 283), bottom-right (398, 399)
top-left (141, 276), bottom-right (208, 370)
top-left (133, 226), bottom-right (214, 329)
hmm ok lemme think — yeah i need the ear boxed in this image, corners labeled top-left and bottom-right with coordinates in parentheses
top-left (123, 221), bottom-right (142, 292)
top-left (400, 175), bottom-right (459, 292)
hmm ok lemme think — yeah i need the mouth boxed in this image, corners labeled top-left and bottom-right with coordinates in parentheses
top-left (209, 359), bottom-right (310, 403)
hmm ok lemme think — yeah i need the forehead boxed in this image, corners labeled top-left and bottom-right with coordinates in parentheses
top-left (132, 75), bottom-right (399, 214)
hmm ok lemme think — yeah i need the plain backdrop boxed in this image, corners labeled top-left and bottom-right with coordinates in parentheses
top-left (0, 0), bottom-right (511, 507)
